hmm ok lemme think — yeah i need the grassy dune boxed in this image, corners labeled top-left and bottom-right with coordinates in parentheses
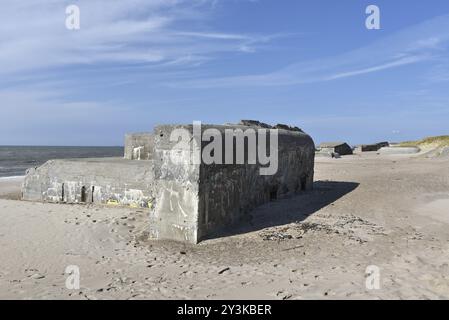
top-left (399, 136), bottom-right (449, 148)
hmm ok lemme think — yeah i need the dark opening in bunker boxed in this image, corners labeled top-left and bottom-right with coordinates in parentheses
top-left (81, 186), bottom-right (87, 203)
top-left (91, 186), bottom-right (95, 203)
top-left (300, 177), bottom-right (307, 191)
top-left (269, 186), bottom-right (278, 201)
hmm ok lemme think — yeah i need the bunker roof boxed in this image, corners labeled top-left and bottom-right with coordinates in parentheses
top-left (319, 142), bottom-right (349, 148)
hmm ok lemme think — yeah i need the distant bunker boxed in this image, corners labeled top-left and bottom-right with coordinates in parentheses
top-left (22, 121), bottom-right (315, 243)
top-left (355, 142), bottom-right (389, 153)
top-left (316, 142), bottom-right (353, 157)
top-left (378, 146), bottom-right (420, 155)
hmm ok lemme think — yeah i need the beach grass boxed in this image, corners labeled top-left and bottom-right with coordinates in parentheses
top-left (399, 135), bottom-right (449, 148)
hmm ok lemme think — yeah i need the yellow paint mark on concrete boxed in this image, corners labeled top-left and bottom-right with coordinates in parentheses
top-left (107, 200), bottom-right (119, 206)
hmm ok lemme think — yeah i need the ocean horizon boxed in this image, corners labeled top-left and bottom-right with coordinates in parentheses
top-left (0, 146), bottom-right (124, 178)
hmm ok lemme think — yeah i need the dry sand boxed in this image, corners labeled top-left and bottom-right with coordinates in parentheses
top-left (1, 152), bottom-right (449, 299)
top-left (0, 176), bottom-right (22, 200)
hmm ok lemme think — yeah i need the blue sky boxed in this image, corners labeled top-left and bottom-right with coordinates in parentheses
top-left (1, 0), bottom-right (449, 146)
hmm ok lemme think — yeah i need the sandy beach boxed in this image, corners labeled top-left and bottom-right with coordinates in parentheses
top-left (1, 152), bottom-right (449, 300)
top-left (0, 176), bottom-right (23, 200)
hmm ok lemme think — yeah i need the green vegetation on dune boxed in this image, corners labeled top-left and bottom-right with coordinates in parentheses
top-left (399, 136), bottom-right (449, 148)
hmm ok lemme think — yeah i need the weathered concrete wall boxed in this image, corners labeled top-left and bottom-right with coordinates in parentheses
top-left (22, 121), bottom-right (315, 244)
top-left (319, 142), bottom-right (353, 156)
top-left (335, 144), bottom-right (352, 155)
top-left (22, 158), bottom-right (155, 208)
top-left (149, 125), bottom-right (202, 243)
top-left (378, 146), bottom-right (420, 154)
top-left (197, 126), bottom-right (314, 240)
top-left (147, 123), bottom-right (315, 243)
top-left (355, 142), bottom-right (389, 152)
top-left (124, 133), bottom-right (154, 160)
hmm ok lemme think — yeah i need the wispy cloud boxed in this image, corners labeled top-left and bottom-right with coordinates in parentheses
top-left (0, 0), bottom-right (281, 145)
top-left (324, 55), bottom-right (425, 81)
top-left (0, 0), bottom-right (273, 76)
top-left (172, 13), bottom-right (449, 88)
top-left (2, 2), bottom-right (449, 145)
top-left (174, 31), bottom-right (250, 40)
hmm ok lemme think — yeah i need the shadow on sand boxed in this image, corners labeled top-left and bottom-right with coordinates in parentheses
top-left (207, 180), bottom-right (360, 240)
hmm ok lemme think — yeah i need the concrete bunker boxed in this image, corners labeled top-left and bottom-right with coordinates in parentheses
top-left (124, 132), bottom-right (154, 160)
top-left (354, 142), bottom-right (389, 153)
top-left (317, 142), bottom-right (353, 156)
top-left (22, 121), bottom-right (315, 243)
top-left (319, 142), bottom-right (353, 155)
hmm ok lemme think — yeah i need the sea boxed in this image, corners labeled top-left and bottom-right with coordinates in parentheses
top-left (0, 146), bottom-right (124, 178)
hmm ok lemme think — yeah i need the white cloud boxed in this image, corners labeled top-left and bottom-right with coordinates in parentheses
top-left (174, 31), bottom-right (250, 40)
top-left (324, 55), bottom-right (425, 81)
top-left (172, 13), bottom-right (449, 88)
top-left (0, 0), bottom-right (270, 76)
